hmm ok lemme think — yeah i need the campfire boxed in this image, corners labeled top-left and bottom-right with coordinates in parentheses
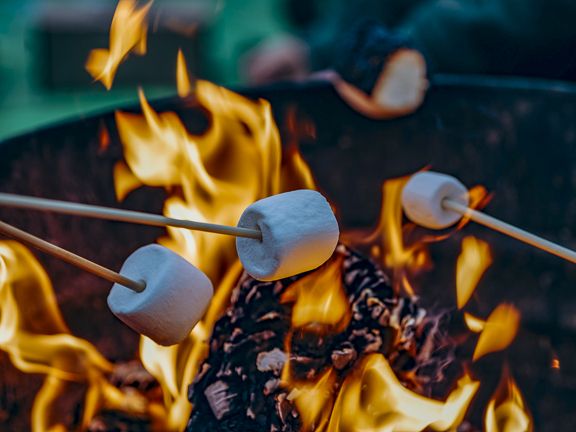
top-left (1, 1), bottom-right (574, 431)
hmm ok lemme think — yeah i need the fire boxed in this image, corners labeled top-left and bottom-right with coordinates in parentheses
top-left (456, 236), bottom-right (492, 309)
top-left (280, 254), bottom-right (351, 331)
top-left (464, 312), bottom-right (486, 333)
top-left (350, 176), bottom-right (431, 297)
top-left (0, 241), bottom-right (149, 431)
top-left (473, 303), bottom-right (520, 361)
top-left (177, 49), bottom-right (193, 98)
top-left (485, 368), bottom-right (532, 432)
top-left (115, 80), bottom-right (283, 275)
top-left (86, 0), bottom-right (152, 89)
top-left (113, 54), bottom-right (314, 428)
top-left (287, 368), bottom-right (337, 431)
top-left (348, 177), bottom-right (490, 298)
top-left (2, 10), bottom-right (534, 426)
top-left (377, 177), bottom-right (430, 297)
top-left (326, 354), bottom-right (479, 431)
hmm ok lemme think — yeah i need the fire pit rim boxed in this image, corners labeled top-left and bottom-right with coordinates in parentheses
top-left (2, 73), bottom-right (576, 147)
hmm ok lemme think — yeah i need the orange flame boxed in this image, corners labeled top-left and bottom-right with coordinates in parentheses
top-left (456, 236), bottom-right (492, 309)
top-left (326, 354), bottom-right (479, 431)
top-left (473, 304), bottom-right (520, 361)
top-left (280, 254), bottom-right (351, 332)
top-left (86, 0), bottom-right (152, 89)
top-left (0, 241), bottom-right (150, 431)
top-left (485, 368), bottom-right (532, 432)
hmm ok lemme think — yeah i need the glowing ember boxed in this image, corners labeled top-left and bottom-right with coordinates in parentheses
top-left (485, 368), bottom-right (532, 432)
top-left (473, 303), bottom-right (520, 361)
top-left (457, 236), bottom-right (492, 309)
top-left (86, 0), bottom-right (152, 89)
top-left (326, 354), bottom-right (479, 431)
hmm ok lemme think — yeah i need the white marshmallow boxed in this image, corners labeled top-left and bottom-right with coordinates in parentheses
top-left (236, 190), bottom-right (339, 281)
top-left (108, 244), bottom-right (213, 346)
top-left (402, 171), bottom-right (469, 229)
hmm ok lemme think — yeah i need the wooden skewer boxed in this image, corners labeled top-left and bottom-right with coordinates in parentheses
top-left (443, 198), bottom-right (576, 264)
top-left (0, 193), bottom-right (262, 240)
top-left (0, 220), bottom-right (145, 292)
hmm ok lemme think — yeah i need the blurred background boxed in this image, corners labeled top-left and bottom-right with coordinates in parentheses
top-left (1, 0), bottom-right (576, 140)
top-left (0, 0), bottom-right (298, 139)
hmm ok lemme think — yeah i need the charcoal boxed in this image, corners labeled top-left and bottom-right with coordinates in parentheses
top-left (187, 245), bottom-right (447, 431)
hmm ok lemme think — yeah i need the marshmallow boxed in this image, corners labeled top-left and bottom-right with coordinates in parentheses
top-left (402, 171), bottom-right (469, 229)
top-left (236, 190), bottom-right (339, 281)
top-left (108, 244), bottom-right (213, 346)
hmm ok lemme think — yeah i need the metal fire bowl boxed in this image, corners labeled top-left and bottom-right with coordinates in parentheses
top-left (1, 75), bottom-right (575, 429)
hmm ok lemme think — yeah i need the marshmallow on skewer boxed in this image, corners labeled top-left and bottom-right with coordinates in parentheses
top-left (330, 21), bottom-right (428, 119)
top-left (108, 244), bottom-right (213, 346)
top-left (402, 171), bottom-right (469, 229)
top-left (236, 190), bottom-right (340, 281)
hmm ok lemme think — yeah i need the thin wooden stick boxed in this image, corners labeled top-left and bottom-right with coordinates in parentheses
top-left (0, 220), bottom-right (145, 292)
top-left (443, 198), bottom-right (576, 264)
top-left (0, 193), bottom-right (262, 240)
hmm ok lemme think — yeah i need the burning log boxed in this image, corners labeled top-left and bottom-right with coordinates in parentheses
top-left (187, 245), bottom-right (448, 431)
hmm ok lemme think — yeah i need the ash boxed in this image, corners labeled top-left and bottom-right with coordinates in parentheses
top-left (187, 245), bottom-right (450, 431)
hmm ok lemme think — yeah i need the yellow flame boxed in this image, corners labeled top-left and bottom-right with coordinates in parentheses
top-left (343, 176), bottom-right (490, 300)
top-left (115, 81), bottom-right (282, 273)
top-left (380, 178), bottom-right (421, 281)
top-left (287, 368), bottom-right (337, 431)
top-left (280, 254), bottom-right (350, 331)
top-left (473, 304), bottom-right (520, 361)
top-left (326, 354), bottom-right (479, 431)
top-left (0, 241), bottom-right (149, 431)
top-left (177, 49), bottom-right (193, 98)
top-left (464, 312), bottom-right (486, 333)
top-left (86, 0), bottom-right (152, 89)
top-left (456, 236), bottom-right (492, 309)
top-left (113, 160), bottom-right (144, 201)
top-left (114, 56), bottom-right (315, 428)
top-left (351, 176), bottom-right (432, 297)
top-left (485, 369), bottom-right (532, 432)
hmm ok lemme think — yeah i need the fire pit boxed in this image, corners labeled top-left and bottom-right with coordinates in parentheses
top-left (1, 74), bottom-right (576, 431)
